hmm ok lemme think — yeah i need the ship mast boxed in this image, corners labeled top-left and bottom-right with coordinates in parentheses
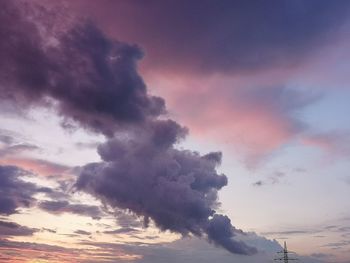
top-left (274, 242), bottom-right (298, 263)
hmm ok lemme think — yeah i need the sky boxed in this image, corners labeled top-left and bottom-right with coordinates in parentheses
top-left (0, 0), bottom-right (350, 262)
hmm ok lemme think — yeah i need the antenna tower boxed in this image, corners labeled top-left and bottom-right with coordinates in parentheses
top-left (274, 242), bottom-right (298, 263)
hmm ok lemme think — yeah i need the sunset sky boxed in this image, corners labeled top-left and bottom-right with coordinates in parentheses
top-left (1, 1), bottom-right (350, 262)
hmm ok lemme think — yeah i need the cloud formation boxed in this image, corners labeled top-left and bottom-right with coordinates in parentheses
top-left (0, 165), bottom-right (37, 215)
top-left (0, 1), bottom-right (165, 136)
top-left (0, 1), bottom-right (256, 255)
top-left (0, 220), bottom-right (37, 236)
top-left (72, 0), bottom-right (350, 74)
top-left (69, 0), bottom-right (350, 165)
top-left (76, 122), bottom-right (256, 254)
top-left (170, 83), bottom-right (319, 165)
top-left (38, 200), bottom-right (102, 220)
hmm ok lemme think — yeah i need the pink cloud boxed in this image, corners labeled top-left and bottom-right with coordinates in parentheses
top-left (301, 132), bottom-right (350, 156)
top-left (19, 0), bottom-right (350, 167)
top-left (145, 72), bottom-right (315, 166)
top-left (0, 158), bottom-right (71, 177)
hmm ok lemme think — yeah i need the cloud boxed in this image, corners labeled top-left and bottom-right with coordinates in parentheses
top-left (0, 1), bottom-right (165, 136)
top-left (74, 229), bottom-right (91, 236)
top-left (0, 143), bottom-right (39, 157)
top-left (103, 227), bottom-right (140, 235)
top-left (0, 130), bottom-right (16, 145)
top-left (0, 134), bottom-right (71, 176)
top-left (252, 171), bottom-right (287, 186)
top-left (261, 230), bottom-right (318, 236)
top-left (252, 181), bottom-right (264, 187)
top-left (113, 210), bottom-right (144, 229)
top-left (0, 233), bottom-right (323, 263)
top-left (81, 234), bottom-right (321, 263)
top-left (41, 227), bottom-right (57, 234)
top-left (160, 81), bottom-right (319, 166)
top-left (71, 0), bottom-right (350, 75)
top-left (0, 157), bottom-right (71, 176)
top-left (0, 165), bottom-right (38, 215)
top-left (38, 200), bottom-right (102, 219)
top-left (66, 0), bottom-right (350, 166)
top-left (0, 163), bottom-right (80, 217)
top-left (0, 220), bottom-right (38, 236)
top-left (322, 240), bottom-right (350, 249)
top-left (1, 1), bottom-right (256, 255)
top-left (310, 252), bottom-right (334, 260)
top-left (301, 131), bottom-right (350, 157)
top-left (76, 120), bottom-right (256, 254)
top-left (0, 238), bottom-right (86, 262)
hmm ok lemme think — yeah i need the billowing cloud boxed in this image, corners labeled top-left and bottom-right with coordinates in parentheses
top-left (0, 1), bottom-right (256, 255)
top-left (0, 0), bottom-right (165, 136)
top-left (76, 121), bottom-right (256, 254)
top-left (68, 0), bottom-right (350, 164)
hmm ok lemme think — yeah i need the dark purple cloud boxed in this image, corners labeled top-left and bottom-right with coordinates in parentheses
top-left (0, 164), bottom-right (74, 216)
top-left (72, 0), bottom-right (350, 74)
top-left (0, 165), bottom-right (37, 215)
top-left (0, 1), bottom-right (256, 255)
top-left (38, 200), bottom-right (102, 220)
top-left (0, 220), bottom-right (38, 236)
top-left (206, 215), bottom-right (257, 255)
top-left (0, 1), bottom-right (165, 136)
top-left (76, 121), bottom-right (256, 254)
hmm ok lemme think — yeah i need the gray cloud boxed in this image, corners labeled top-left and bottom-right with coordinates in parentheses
top-left (76, 121), bottom-right (256, 255)
top-left (0, 130), bottom-right (15, 145)
top-left (103, 227), bottom-right (140, 235)
top-left (0, 165), bottom-right (38, 215)
top-left (0, 220), bottom-right (38, 236)
top-left (310, 253), bottom-right (334, 260)
top-left (72, 0), bottom-right (350, 75)
top-left (262, 230), bottom-right (318, 236)
top-left (1, 1), bottom-right (257, 255)
top-left (41, 227), bottom-right (57, 234)
top-left (0, 1), bottom-right (165, 136)
top-left (0, 143), bottom-right (39, 158)
top-left (252, 171), bottom-right (287, 187)
top-left (38, 200), bottom-right (102, 220)
top-left (74, 230), bottom-right (91, 236)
